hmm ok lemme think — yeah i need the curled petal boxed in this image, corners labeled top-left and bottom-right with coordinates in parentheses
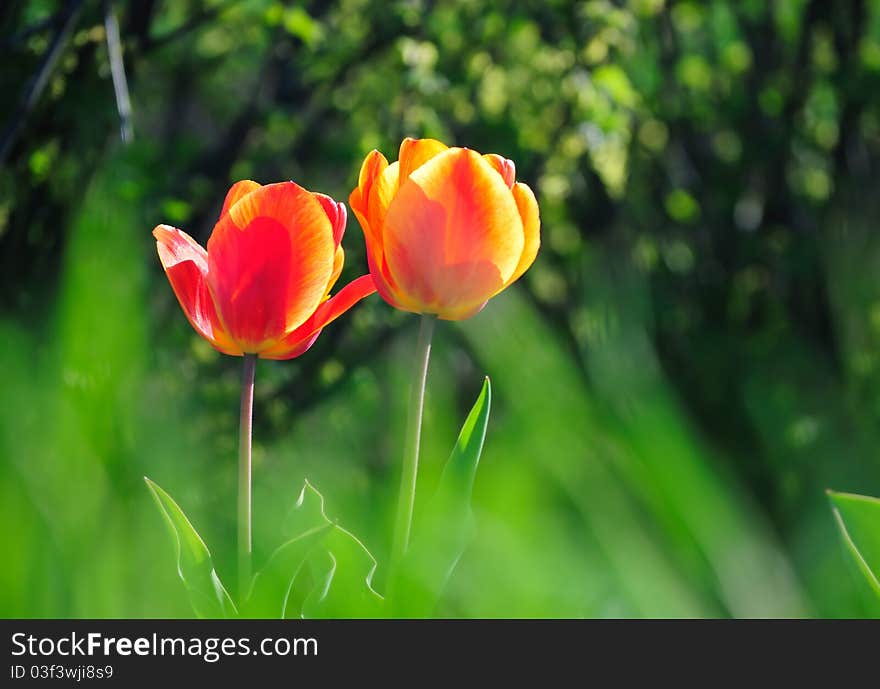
top-left (506, 182), bottom-right (541, 287)
top-left (327, 245), bottom-right (345, 295)
top-left (259, 275), bottom-right (377, 360)
top-left (221, 180), bottom-right (262, 217)
top-left (365, 158), bottom-right (434, 311)
top-left (314, 192), bottom-right (347, 247)
top-left (358, 151), bottom-right (387, 189)
top-left (350, 156), bottom-right (414, 311)
top-left (482, 153), bottom-right (516, 189)
top-left (350, 149), bottom-right (388, 238)
top-left (367, 161), bottom-right (400, 237)
top-left (383, 148), bottom-right (524, 317)
top-left (153, 225), bottom-right (241, 355)
top-left (350, 151), bottom-right (391, 263)
top-left (296, 274), bottom-right (377, 339)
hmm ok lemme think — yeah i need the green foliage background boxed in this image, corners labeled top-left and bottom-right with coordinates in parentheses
top-left (2, 0), bottom-right (880, 617)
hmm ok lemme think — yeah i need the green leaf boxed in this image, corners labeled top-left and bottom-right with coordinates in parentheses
top-left (242, 529), bottom-right (333, 617)
top-left (241, 482), bottom-right (333, 618)
top-left (828, 490), bottom-right (880, 598)
top-left (391, 377), bottom-right (492, 616)
top-left (247, 480), bottom-right (383, 618)
top-left (300, 524), bottom-right (384, 618)
top-left (144, 477), bottom-right (237, 618)
top-left (283, 479), bottom-right (334, 539)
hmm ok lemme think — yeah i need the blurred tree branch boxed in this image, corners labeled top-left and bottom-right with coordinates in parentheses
top-left (0, 0), bottom-right (83, 165)
top-left (104, 0), bottom-right (133, 143)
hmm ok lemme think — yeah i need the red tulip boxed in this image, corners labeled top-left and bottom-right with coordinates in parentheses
top-left (154, 180), bottom-right (375, 359)
top-left (349, 138), bottom-right (540, 320)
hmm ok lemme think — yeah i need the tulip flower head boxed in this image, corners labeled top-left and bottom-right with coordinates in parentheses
top-left (349, 138), bottom-right (540, 320)
top-left (154, 180), bottom-right (375, 359)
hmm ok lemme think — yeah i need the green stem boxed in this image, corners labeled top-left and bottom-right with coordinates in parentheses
top-left (390, 314), bottom-right (436, 576)
top-left (238, 353), bottom-right (257, 604)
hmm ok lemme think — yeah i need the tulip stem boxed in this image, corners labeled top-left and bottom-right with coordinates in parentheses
top-left (238, 353), bottom-right (257, 604)
top-left (390, 314), bottom-right (436, 582)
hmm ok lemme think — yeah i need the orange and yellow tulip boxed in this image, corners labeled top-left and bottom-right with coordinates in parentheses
top-left (154, 180), bottom-right (375, 359)
top-left (349, 138), bottom-right (540, 320)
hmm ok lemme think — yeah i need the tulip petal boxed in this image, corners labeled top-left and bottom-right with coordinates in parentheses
top-left (327, 245), bottom-right (344, 295)
top-left (350, 150), bottom-right (390, 256)
top-left (207, 182), bottom-right (335, 351)
top-left (300, 274), bottom-right (377, 337)
top-left (365, 245), bottom-right (420, 313)
top-left (259, 331), bottom-right (321, 361)
top-left (207, 216), bottom-right (294, 351)
top-left (221, 180), bottom-right (262, 217)
top-left (352, 149), bottom-right (389, 222)
top-left (506, 182), bottom-right (541, 287)
top-left (398, 137), bottom-right (448, 185)
top-left (482, 154), bottom-right (516, 189)
top-left (314, 192), bottom-right (347, 247)
top-left (383, 148), bottom-right (524, 318)
top-left (350, 153), bottom-right (418, 312)
top-left (350, 154), bottom-right (399, 242)
top-left (436, 300), bottom-right (489, 321)
top-left (153, 225), bottom-right (241, 356)
top-left (367, 161), bottom-right (400, 232)
top-left (366, 161), bottom-right (418, 301)
top-left (259, 275), bottom-right (377, 360)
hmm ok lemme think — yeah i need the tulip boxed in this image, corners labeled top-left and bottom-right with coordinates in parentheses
top-left (154, 179), bottom-right (376, 360)
top-left (349, 137), bottom-right (540, 321)
top-left (153, 179), bottom-right (375, 599)
top-left (349, 138), bottom-right (540, 582)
